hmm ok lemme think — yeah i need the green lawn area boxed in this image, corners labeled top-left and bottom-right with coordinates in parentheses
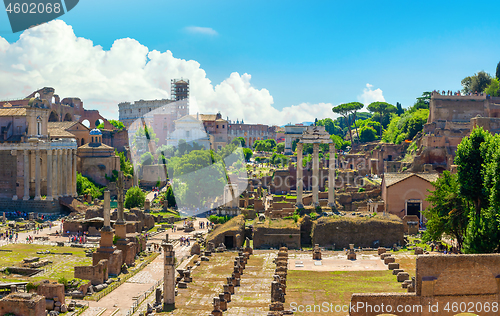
top-left (286, 270), bottom-right (406, 316)
top-left (0, 244), bottom-right (91, 282)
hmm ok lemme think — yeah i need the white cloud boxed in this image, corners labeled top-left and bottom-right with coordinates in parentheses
top-left (185, 26), bottom-right (218, 36)
top-left (0, 20), bottom-right (336, 125)
top-left (358, 83), bottom-right (385, 105)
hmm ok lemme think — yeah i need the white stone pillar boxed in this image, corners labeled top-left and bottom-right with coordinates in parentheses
top-left (52, 150), bottom-right (58, 199)
top-left (73, 149), bottom-right (77, 196)
top-left (67, 149), bottom-right (72, 197)
top-left (23, 150), bottom-right (30, 200)
top-left (296, 143), bottom-right (303, 208)
top-left (46, 149), bottom-right (53, 201)
top-left (58, 149), bottom-right (63, 198)
top-left (34, 150), bottom-right (41, 200)
top-left (312, 143), bottom-right (319, 206)
top-left (328, 143), bottom-right (335, 208)
top-left (62, 149), bottom-right (67, 196)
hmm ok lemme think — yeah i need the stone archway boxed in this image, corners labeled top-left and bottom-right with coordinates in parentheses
top-left (48, 111), bottom-right (59, 122)
top-left (63, 113), bottom-right (73, 121)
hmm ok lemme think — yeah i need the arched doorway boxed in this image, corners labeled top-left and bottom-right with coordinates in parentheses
top-left (48, 111), bottom-right (59, 122)
top-left (63, 113), bottom-right (72, 121)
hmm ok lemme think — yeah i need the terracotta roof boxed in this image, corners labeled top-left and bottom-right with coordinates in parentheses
top-left (78, 143), bottom-right (115, 150)
top-left (383, 172), bottom-right (439, 188)
top-left (197, 114), bottom-right (218, 121)
top-left (0, 108), bottom-right (27, 116)
top-left (48, 122), bottom-right (77, 138)
top-left (215, 118), bottom-right (227, 122)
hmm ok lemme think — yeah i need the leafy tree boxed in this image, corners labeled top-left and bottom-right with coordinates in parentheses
top-left (332, 103), bottom-right (354, 144)
top-left (243, 148), bottom-right (253, 161)
top-left (164, 185), bottom-right (176, 208)
top-left (367, 102), bottom-right (397, 137)
top-left (330, 134), bottom-right (350, 150)
top-left (412, 92), bottom-right (431, 111)
top-left (132, 125), bottom-right (159, 154)
top-left (455, 127), bottom-right (492, 216)
top-left (97, 119), bottom-right (125, 130)
top-left (117, 151), bottom-right (134, 176)
top-left (124, 186), bottom-right (145, 209)
top-left (76, 173), bottom-right (103, 198)
top-left (231, 137), bottom-right (246, 147)
top-left (275, 142), bottom-right (285, 153)
top-left (359, 126), bottom-right (377, 143)
top-left (396, 102), bottom-right (404, 115)
top-left (484, 78), bottom-right (500, 97)
top-left (156, 145), bottom-right (175, 158)
top-left (316, 118), bottom-right (341, 135)
top-left (496, 61), bottom-right (500, 80)
top-left (423, 171), bottom-right (469, 251)
top-left (461, 71), bottom-right (492, 94)
top-left (140, 152), bottom-right (154, 166)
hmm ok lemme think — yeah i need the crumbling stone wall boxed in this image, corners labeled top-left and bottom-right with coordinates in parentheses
top-left (253, 225), bottom-right (301, 249)
top-left (75, 259), bottom-right (108, 285)
top-left (206, 215), bottom-right (245, 248)
top-left (312, 216), bottom-right (404, 249)
top-left (37, 281), bottom-right (65, 305)
top-left (0, 293), bottom-right (45, 316)
top-left (350, 253), bottom-right (500, 316)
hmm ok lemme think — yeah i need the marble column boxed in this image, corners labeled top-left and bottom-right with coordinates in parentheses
top-left (328, 143), bottom-right (335, 208)
top-left (67, 149), bottom-right (72, 197)
top-left (62, 149), bottom-right (68, 196)
top-left (23, 150), bottom-right (30, 200)
top-left (34, 150), bottom-right (41, 200)
top-left (312, 143), bottom-right (319, 206)
top-left (58, 150), bottom-right (63, 198)
top-left (52, 149), bottom-right (58, 198)
top-left (296, 143), bottom-right (303, 208)
top-left (46, 149), bottom-right (53, 201)
top-left (72, 149), bottom-right (77, 196)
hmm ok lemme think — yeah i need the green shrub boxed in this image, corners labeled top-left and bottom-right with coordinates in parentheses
top-left (58, 277), bottom-right (68, 288)
top-left (26, 282), bottom-right (38, 292)
top-left (358, 187), bottom-right (365, 192)
top-left (125, 186), bottom-right (145, 209)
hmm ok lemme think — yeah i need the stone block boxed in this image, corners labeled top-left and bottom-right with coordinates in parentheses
top-left (384, 257), bottom-right (395, 264)
top-left (397, 272), bottom-right (410, 282)
top-left (392, 268), bottom-right (404, 275)
top-left (387, 262), bottom-right (399, 270)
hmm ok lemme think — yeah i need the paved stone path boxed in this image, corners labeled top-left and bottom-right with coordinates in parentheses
top-left (74, 218), bottom-right (207, 316)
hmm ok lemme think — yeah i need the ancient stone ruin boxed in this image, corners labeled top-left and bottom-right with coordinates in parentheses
top-left (312, 244), bottom-right (321, 260)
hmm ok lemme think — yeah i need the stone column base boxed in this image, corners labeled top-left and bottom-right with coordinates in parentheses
top-left (163, 303), bottom-right (175, 311)
top-left (34, 195), bottom-right (41, 201)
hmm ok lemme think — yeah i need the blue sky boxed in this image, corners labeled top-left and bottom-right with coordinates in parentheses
top-left (1, 0), bottom-right (500, 124)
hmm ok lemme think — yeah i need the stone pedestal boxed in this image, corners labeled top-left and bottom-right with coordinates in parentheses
top-left (312, 244), bottom-right (321, 260)
top-left (347, 244), bottom-right (356, 260)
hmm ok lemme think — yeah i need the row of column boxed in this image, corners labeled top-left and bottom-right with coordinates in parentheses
top-left (20, 148), bottom-right (77, 201)
top-left (296, 142), bottom-right (335, 208)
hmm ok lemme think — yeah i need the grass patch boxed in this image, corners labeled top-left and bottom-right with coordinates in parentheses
top-left (0, 244), bottom-right (91, 282)
top-left (255, 218), bottom-right (298, 229)
top-left (286, 270), bottom-right (406, 315)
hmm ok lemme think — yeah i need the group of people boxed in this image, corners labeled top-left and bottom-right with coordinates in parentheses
top-left (180, 236), bottom-right (190, 246)
top-left (68, 232), bottom-right (87, 244)
top-left (434, 89), bottom-right (490, 97)
top-left (1, 231), bottom-right (18, 243)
